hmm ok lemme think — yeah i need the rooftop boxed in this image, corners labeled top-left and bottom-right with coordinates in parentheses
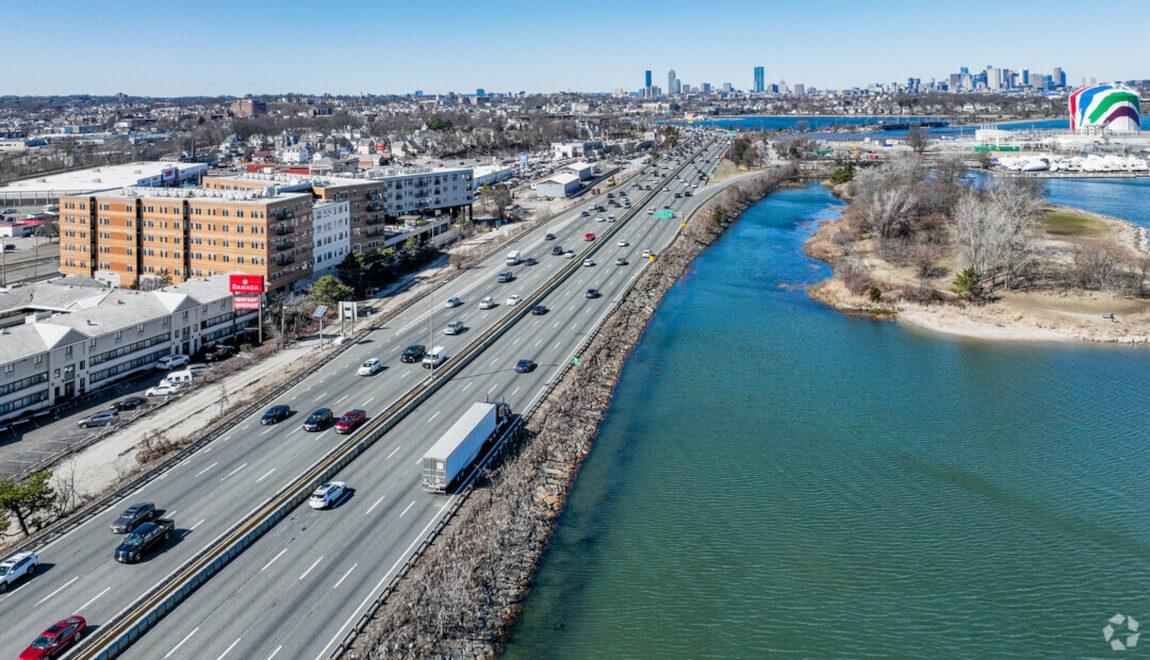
top-left (0, 162), bottom-right (209, 195)
top-left (97, 186), bottom-right (312, 203)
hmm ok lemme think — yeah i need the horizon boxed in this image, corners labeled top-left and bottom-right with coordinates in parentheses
top-left (6, 0), bottom-right (1150, 96)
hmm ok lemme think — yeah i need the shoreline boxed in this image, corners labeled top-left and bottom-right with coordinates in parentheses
top-left (348, 168), bottom-right (797, 657)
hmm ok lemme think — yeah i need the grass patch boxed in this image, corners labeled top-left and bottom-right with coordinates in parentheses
top-left (1042, 209), bottom-right (1108, 237)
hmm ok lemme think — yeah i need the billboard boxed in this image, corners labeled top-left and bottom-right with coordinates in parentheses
top-left (233, 295), bottom-right (261, 311)
top-left (229, 274), bottom-right (265, 294)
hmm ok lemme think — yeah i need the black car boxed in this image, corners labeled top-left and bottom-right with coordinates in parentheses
top-left (523, 257), bottom-right (538, 266)
top-left (515, 359), bottom-right (537, 374)
top-left (586, 288), bottom-right (601, 299)
top-left (496, 271), bottom-right (514, 283)
top-left (112, 396), bottom-right (147, 411)
top-left (551, 245), bottom-right (564, 256)
top-left (261, 405), bottom-right (290, 425)
top-left (303, 407), bottom-right (333, 431)
top-left (544, 233), bottom-right (556, 240)
top-left (114, 519), bottom-right (174, 563)
top-left (401, 345), bottom-right (426, 363)
top-left (530, 305), bottom-right (549, 316)
top-left (204, 344), bottom-right (235, 362)
top-left (110, 502), bottom-right (156, 534)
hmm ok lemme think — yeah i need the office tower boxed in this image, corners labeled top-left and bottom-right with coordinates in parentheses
top-left (667, 69), bottom-right (677, 96)
top-left (754, 66), bottom-right (765, 93)
top-left (1022, 69), bottom-right (1029, 87)
top-left (645, 70), bottom-right (652, 89)
top-left (1053, 67), bottom-right (1066, 88)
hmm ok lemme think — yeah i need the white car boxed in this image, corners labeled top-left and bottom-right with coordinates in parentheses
top-left (564, 251), bottom-right (576, 259)
top-left (506, 294), bottom-right (523, 306)
top-left (146, 382), bottom-right (186, 397)
top-left (617, 240), bottom-right (629, 247)
top-left (308, 482), bottom-right (347, 510)
top-left (357, 358), bottom-right (383, 376)
top-left (155, 354), bottom-right (190, 370)
top-left (444, 297), bottom-right (462, 308)
top-left (0, 551), bottom-right (38, 593)
top-left (479, 296), bottom-right (497, 310)
top-left (444, 321), bottom-right (464, 335)
top-left (583, 259), bottom-right (595, 267)
top-left (642, 250), bottom-right (653, 259)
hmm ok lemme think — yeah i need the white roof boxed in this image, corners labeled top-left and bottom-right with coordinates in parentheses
top-left (565, 161), bottom-right (593, 171)
top-left (543, 173), bottom-right (580, 185)
top-left (0, 162), bottom-right (208, 195)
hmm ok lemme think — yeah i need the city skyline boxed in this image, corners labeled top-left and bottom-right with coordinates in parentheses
top-left (5, 0), bottom-right (1150, 96)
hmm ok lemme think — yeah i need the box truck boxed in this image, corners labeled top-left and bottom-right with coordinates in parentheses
top-left (505, 250), bottom-right (521, 266)
top-left (420, 401), bottom-right (512, 493)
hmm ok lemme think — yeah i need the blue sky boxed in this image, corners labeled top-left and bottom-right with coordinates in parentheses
top-left (7, 0), bottom-right (1149, 96)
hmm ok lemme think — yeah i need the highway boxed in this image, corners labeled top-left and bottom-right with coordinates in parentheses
top-left (120, 137), bottom-right (730, 660)
top-left (0, 131), bottom-right (727, 656)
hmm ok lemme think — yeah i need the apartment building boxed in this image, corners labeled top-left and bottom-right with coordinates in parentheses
top-left (311, 199), bottom-right (350, 280)
top-left (0, 275), bottom-right (256, 423)
top-left (58, 186), bottom-right (314, 291)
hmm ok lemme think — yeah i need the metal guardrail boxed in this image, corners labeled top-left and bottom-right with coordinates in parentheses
top-left (325, 137), bottom-right (722, 658)
top-left (75, 138), bottom-right (724, 660)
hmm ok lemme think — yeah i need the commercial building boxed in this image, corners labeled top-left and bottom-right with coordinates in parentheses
top-left (58, 186), bottom-right (314, 291)
top-left (754, 66), bottom-right (765, 93)
top-left (0, 162), bottom-right (209, 208)
top-left (229, 99), bottom-right (267, 118)
top-left (472, 164), bottom-right (515, 189)
top-left (551, 141), bottom-right (603, 160)
top-left (311, 200), bottom-right (350, 280)
top-left (0, 275), bottom-right (256, 423)
top-left (562, 162), bottom-right (594, 181)
top-left (536, 173), bottom-right (581, 199)
top-left (1069, 84), bottom-right (1141, 133)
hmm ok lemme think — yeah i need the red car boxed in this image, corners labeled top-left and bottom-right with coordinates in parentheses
top-left (333, 409), bottom-right (367, 434)
top-left (20, 616), bottom-right (86, 659)
top-left (584, 232), bottom-right (596, 241)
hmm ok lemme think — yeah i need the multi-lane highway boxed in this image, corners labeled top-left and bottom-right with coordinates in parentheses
top-left (0, 132), bottom-right (728, 657)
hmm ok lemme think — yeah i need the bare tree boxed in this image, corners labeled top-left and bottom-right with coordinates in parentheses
top-left (906, 126), bottom-right (930, 154)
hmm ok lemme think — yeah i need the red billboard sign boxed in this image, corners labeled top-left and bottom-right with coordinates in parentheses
top-left (229, 274), bottom-right (265, 294)
top-left (233, 295), bottom-right (261, 311)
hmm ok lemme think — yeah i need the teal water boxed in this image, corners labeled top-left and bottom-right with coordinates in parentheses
top-left (504, 183), bottom-right (1150, 658)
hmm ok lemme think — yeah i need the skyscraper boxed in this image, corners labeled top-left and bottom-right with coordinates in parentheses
top-left (645, 70), bottom-right (652, 89)
top-left (753, 66), bottom-right (765, 93)
top-left (667, 69), bottom-right (677, 97)
top-left (1053, 67), bottom-right (1066, 88)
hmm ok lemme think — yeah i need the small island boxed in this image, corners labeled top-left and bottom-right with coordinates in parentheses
top-left (805, 158), bottom-right (1150, 343)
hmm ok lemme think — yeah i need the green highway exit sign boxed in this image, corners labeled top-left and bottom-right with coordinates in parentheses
top-left (654, 210), bottom-right (674, 220)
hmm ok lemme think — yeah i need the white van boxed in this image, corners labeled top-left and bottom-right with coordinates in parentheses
top-left (421, 346), bottom-right (447, 369)
top-left (505, 251), bottom-right (521, 266)
top-left (161, 369), bottom-right (195, 387)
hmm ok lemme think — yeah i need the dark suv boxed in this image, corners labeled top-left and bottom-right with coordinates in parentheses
top-left (110, 503), bottom-right (156, 534)
top-left (303, 408), bottom-right (333, 432)
top-left (401, 345), bottom-right (426, 363)
top-left (551, 245), bottom-right (564, 256)
top-left (114, 519), bottom-right (174, 563)
top-left (204, 344), bottom-right (235, 362)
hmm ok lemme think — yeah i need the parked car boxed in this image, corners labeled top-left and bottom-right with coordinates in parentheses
top-left (551, 245), bottom-right (564, 256)
top-left (303, 408), bottom-right (334, 432)
top-left (530, 305), bottom-right (549, 316)
top-left (78, 409), bottom-right (119, 429)
top-left (357, 358), bottom-right (383, 376)
top-left (506, 294), bottom-right (523, 306)
top-left (515, 359), bottom-right (537, 374)
top-left (260, 405), bottom-right (291, 425)
top-left (444, 296), bottom-right (462, 308)
top-left (112, 396), bottom-right (147, 412)
top-left (400, 345), bottom-right (426, 363)
top-left (145, 382), bottom-right (185, 398)
top-left (0, 551), bottom-right (38, 593)
top-left (154, 354), bottom-right (189, 370)
top-left (478, 297), bottom-right (497, 310)
top-left (444, 321), bottom-right (464, 335)
top-left (308, 481), bottom-right (347, 510)
top-left (334, 409), bottom-right (367, 434)
top-left (114, 519), bottom-right (174, 563)
top-left (19, 615), bottom-right (86, 660)
top-left (586, 288), bottom-right (601, 299)
top-left (203, 344), bottom-right (235, 362)
top-left (111, 502), bottom-right (156, 534)
top-left (496, 271), bottom-right (514, 283)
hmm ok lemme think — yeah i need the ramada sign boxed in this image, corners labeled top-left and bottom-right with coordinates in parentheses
top-left (229, 274), bottom-right (265, 294)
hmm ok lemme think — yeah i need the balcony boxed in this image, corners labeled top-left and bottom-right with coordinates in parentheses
top-left (272, 223), bottom-right (295, 236)
top-left (368, 192), bottom-right (382, 202)
top-left (273, 255), bottom-right (296, 267)
top-left (365, 215), bottom-right (385, 226)
top-left (366, 202), bottom-right (384, 212)
top-left (272, 209), bottom-right (295, 221)
top-left (365, 228), bottom-right (388, 238)
top-left (273, 239), bottom-right (293, 252)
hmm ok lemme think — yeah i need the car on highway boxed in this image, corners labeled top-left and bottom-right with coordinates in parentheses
top-left (444, 296), bottom-right (462, 308)
top-left (618, 240), bottom-right (629, 247)
top-left (400, 344), bottom-right (426, 363)
top-left (545, 233), bottom-right (556, 240)
top-left (203, 344), bottom-right (235, 362)
top-left (114, 518), bottom-right (174, 563)
top-left (496, 271), bottom-right (514, 283)
top-left (648, 208), bottom-right (655, 214)
top-left (261, 405), bottom-right (291, 425)
top-left (333, 409), bottom-right (367, 434)
top-left (586, 288), bottom-right (601, 299)
top-left (112, 396), bottom-right (147, 411)
top-left (145, 382), bottom-right (185, 398)
top-left (564, 250), bottom-right (576, 259)
top-left (77, 409), bottom-right (119, 428)
top-left (530, 304), bottom-right (549, 315)
top-left (607, 215), bottom-right (616, 222)
top-left (506, 294), bottom-right (523, 306)
top-left (515, 359), bottom-right (537, 374)
top-left (111, 502), bottom-right (157, 534)
top-left (642, 250), bottom-right (653, 259)
top-left (443, 321), bottom-right (465, 335)
top-left (615, 256), bottom-right (629, 266)
top-left (584, 233), bottom-right (596, 241)
top-left (583, 259), bottom-right (595, 267)
top-left (357, 358), bottom-right (384, 376)
top-left (478, 297), bottom-right (497, 310)
top-left (0, 551), bottom-right (39, 593)
top-left (308, 481), bottom-right (347, 510)
top-left (154, 354), bottom-right (189, 370)
top-left (523, 257), bottom-right (538, 266)
top-left (551, 245), bottom-right (564, 256)
top-left (303, 408), bottom-right (334, 432)
top-left (19, 615), bottom-right (86, 660)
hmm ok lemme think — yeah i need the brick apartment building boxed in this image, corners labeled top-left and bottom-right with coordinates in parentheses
top-left (229, 98), bottom-right (267, 118)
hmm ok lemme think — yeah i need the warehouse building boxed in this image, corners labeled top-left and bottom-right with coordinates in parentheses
top-left (535, 172), bottom-right (582, 198)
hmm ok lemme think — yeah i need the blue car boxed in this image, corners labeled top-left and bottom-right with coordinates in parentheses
top-left (515, 359), bottom-right (536, 374)
top-left (260, 405), bottom-right (291, 425)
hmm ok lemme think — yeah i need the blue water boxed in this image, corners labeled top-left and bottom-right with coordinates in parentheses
top-left (504, 181), bottom-right (1150, 658)
top-left (678, 115), bottom-right (1068, 141)
top-left (970, 171), bottom-right (1150, 229)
